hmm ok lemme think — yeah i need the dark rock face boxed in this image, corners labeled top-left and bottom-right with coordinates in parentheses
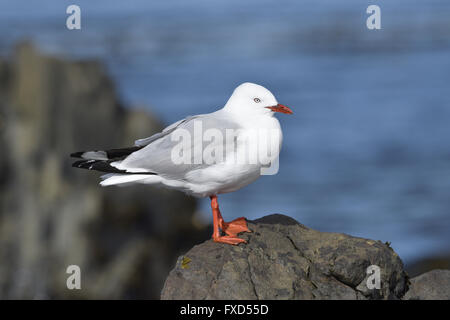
top-left (161, 214), bottom-right (409, 300)
top-left (0, 43), bottom-right (208, 299)
top-left (403, 270), bottom-right (450, 300)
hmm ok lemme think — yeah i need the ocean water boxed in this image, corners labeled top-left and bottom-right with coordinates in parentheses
top-left (1, 0), bottom-right (449, 263)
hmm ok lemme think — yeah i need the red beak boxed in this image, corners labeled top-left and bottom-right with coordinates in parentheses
top-left (266, 104), bottom-right (293, 115)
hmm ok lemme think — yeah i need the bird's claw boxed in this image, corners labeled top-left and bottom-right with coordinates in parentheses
top-left (213, 235), bottom-right (247, 245)
top-left (220, 217), bottom-right (251, 237)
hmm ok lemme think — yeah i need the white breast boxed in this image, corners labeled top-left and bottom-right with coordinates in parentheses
top-left (180, 115), bottom-right (283, 197)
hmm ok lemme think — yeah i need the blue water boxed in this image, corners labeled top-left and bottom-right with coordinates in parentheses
top-left (1, 0), bottom-right (449, 263)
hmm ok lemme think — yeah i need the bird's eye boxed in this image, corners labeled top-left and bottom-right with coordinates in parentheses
top-left (254, 98), bottom-right (261, 103)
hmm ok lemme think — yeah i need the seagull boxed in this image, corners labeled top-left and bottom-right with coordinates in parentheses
top-left (71, 82), bottom-right (292, 245)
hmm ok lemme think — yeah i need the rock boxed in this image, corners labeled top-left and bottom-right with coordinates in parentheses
top-left (0, 42), bottom-right (209, 299)
top-left (403, 270), bottom-right (450, 300)
top-left (161, 214), bottom-right (409, 300)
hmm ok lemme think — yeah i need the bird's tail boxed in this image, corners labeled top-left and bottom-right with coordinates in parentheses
top-left (99, 173), bottom-right (161, 187)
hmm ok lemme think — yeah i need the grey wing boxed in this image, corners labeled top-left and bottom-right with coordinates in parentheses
top-left (115, 112), bottom-right (242, 179)
top-left (134, 115), bottom-right (200, 147)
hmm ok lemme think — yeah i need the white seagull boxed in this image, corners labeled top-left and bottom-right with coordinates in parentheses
top-left (71, 82), bottom-right (293, 245)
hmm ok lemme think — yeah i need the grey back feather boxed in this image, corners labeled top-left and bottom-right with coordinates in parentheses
top-left (121, 111), bottom-right (243, 179)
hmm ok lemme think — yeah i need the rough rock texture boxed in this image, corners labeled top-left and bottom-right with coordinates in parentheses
top-left (161, 214), bottom-right (409, 300)
top-left (0, 43), bottom-right (209, 299)
top-left (403, 270), bottom-right (450, 300)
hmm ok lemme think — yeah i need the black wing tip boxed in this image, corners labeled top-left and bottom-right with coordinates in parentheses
top-left (72, 160), bottom-right (156, 175)
top-left (72, 159), bottom-right (92, 168)
top-left (71, 159), bottom-right (157, 175)
top-left (71, 159), bottom-right (124, 173)
top-left (71, 146), bottom-right (157, 175)
top-left (70, 151), bottom-right (85, 158)
top-left (70, 146), bottom-right (143, 160)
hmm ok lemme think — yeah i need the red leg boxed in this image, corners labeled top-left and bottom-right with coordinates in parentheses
top-left (210, 195), bottom-right (250, 245)
top-left (211, 198), bottom-right (251, 236)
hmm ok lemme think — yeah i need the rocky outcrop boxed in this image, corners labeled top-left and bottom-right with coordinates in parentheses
top-left (403, 270), bottom-right (450, 300)
top-left (0, 42), bottom-right (209, 299)
top-left (161, 214), bottom-right (410, 300)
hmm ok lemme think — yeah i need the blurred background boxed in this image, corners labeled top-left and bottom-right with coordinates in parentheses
top-left (0, 0), bottom-right (449, 298)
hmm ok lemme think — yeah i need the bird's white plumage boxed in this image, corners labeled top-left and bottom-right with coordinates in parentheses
top-left (100, 82), bottom-right (284, 197)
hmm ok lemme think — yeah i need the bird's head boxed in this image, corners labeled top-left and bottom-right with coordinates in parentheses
top-left (223, 82), bottom-right (293, 117)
